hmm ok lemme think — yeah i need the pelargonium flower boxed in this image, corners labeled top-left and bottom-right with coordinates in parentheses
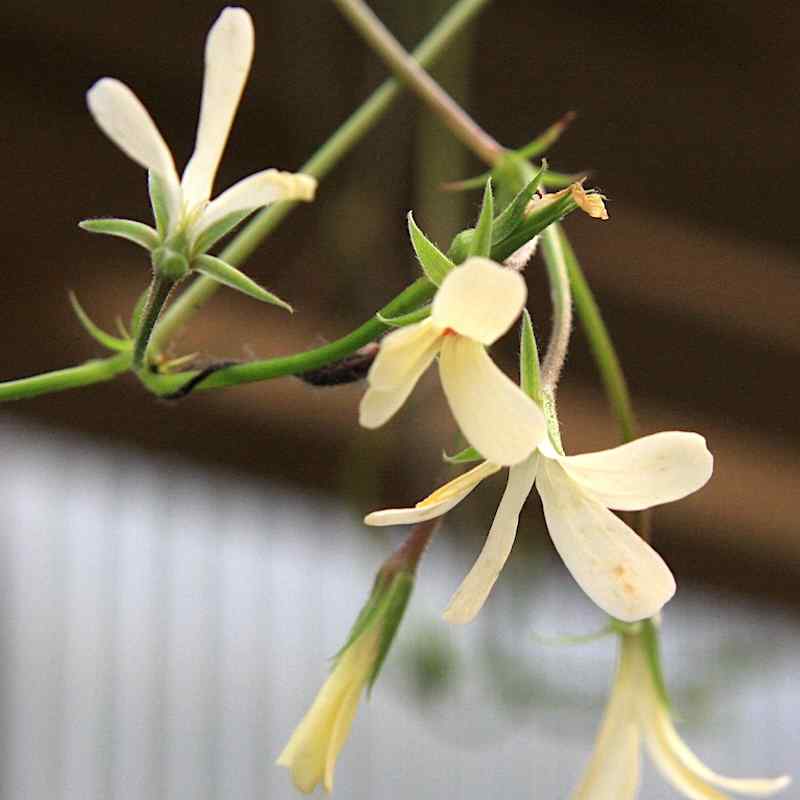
top-left (277, 623), bottom-right (381, 794)
top-left (84, 7), bottom-right (315, 266)
top-left (573, 627), bottom-right (791, 800)
top-left (359, 257), bottom-right (546, 467)
top-left (366, 431), bottom-right (713, 623)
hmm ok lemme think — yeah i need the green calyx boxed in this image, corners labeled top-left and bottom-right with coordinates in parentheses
top-left (152, 241), bottom-right (191, 282)
top-left (334, 567), bottom-right (415, 692)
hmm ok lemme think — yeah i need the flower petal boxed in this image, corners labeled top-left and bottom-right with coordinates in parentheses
top-left (181, 7), bottom-right (255, 210)
top-left (359, 321), bottom-right (441, 429)
top-left (536, 459), bottom-right (676, 622)
top-left (87, 78), bottom-right (181, 221)
top-left (443, 454), bottom-right (538, 623)
top-left (193, 169), bottom-right (317, 238)
top-left (557, 431), bottom-right (713, 511)
top-left (365, 319), bottom-right (441, 391)
top-left (277, 672), bottom-right (354, 793)
top-left (648, 705), bottom-right (791, 797)
top-left (438, 336), bottom-right (545, 466)
top-left (432, 257), bottom-right (527, 345)
top-left (364, 461), bottom-right (500, 527)
top-left (572, 638), bottom-right (641, 800)
top-left (323, 681), bottom-right (363, 793)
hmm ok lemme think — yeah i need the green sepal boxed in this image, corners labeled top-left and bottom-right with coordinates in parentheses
top-left (79, 218), bottom-right (160, 251)
top-left (542, 168), bottom-right (587, 189)
top-left (468, 180), bottom-right (494, 258)
top-left (377, 305), bottom-right (431, 327)
top-left (446, 228), bottom-right (473, 265)
top-left (367, 572), bottom-right (414, 691)
top-left (516, 111), bottom-right (576, 160)
top-left (519, 309), bottom-right (542, 404)
top-left (407, 212), bottom-right (455, 286)
top-left (530, 623), bottom-right (615, 647)
top-left (191, 209), bottom-right (253, 257)
top-left (640, 618), bottom-right (672, 710)
top-left (68, 292), bottom-right (132, 352)
top-left (442, 445), bottom-right (482, 465)
top-left (491, 162), bottom-right (546, 244)
top-left (148, 171), bottom-right (171, 238)
top-left (192, 254), bottom-right (293, 312)
top-left (491, 192), bottom-right (577, 263)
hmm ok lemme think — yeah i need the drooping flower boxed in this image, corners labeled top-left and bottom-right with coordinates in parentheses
top-left (366, 431), bottom-right (713, 623)
top-left (359, 257), bottom-right (546, 467)
top-left (278, 522), bottom-right (429, 794)
top-left (573, 624), bottom-right (791, 800)
top-left (277, 623), bottom-right (381, 794)
top-left (84, 8), bottom-right (316, 264)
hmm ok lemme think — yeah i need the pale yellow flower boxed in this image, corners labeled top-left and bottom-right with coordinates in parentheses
top-left (86, 8), bottom-right (315, 248)
top-left (366, 432), bottom-right (713, 623)
top-left (573, 629), bottom-right (791, 800)
top-left (359, 257), bottom-right (546, 467)
top-left (277, 626), bottom-right (380, 794)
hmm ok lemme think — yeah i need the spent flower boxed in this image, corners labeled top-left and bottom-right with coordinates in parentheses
top-left (359, 257), bottom-right (546, 467)
top-left (366, 431), bottom-right (713, 623)
top-left (573, 622), bottom-right (791, 800)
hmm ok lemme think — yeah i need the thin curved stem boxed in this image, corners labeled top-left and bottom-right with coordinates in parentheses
top-left (140, 277), bottom-right (436, 396)
top-left (539, 224), bottom-right (573, 391)
top-left (332, 0), bottom-right (503, 166)
top-left (0, 352), bottom-right (131, 402)
top-left (150, 0), bottom-right (491, 356)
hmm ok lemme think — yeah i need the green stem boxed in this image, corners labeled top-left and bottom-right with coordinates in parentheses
top-left (133, 275), bottom-right (174, 367)
top-left (0, 352), bottom-right (131, 402)
top-left (141, 277), bottom-right (436, 396)
top-left (332, 0), bottom-right (503, 165)
top-left (150, 0), bottom-right (491, 356)
top-left (557, 227), bottom-right (637, 443)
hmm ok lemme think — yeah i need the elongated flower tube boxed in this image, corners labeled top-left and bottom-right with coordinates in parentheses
top-left (359, 257), bottom-right (546, 467)
top-left (278, 521), bottom-right (433, 794)
top-left (366, 431), bottom-right (713, 623)
top-left (573, 624), bottom-right (791, 800)
top-left (85, 7), bottom-right (316, 260)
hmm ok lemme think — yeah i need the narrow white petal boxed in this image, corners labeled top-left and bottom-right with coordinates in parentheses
top-left (87, 78), bottom-right (181, 219)
top-left (649, 705), bottom-right (791, 797)
top-left (364, 461), bottom-right (500, 527)
top-left (181, 7), bottom-right (255, 210)
top-left (439, 336), bottom-right (545, 466)
top-left (193, 169), bottom-right (317, 237)
top-left (536, 460), bottom-right (676, 622)
top-left (366, 319), bottom-right (442, 391)
top-left (558, 431), bottom-right (713, 511)
top-left (443, 455), bottom-right (538, 623)
top-left (432, 257), bottom-right (527, 345)
top-left (644, 725), bottom-right (730, 800)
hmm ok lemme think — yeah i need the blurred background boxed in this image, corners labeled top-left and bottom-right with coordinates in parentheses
top-left (0, 0), bottom-right (797, 798)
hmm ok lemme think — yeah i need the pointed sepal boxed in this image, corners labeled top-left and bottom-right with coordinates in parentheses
top-left (191, 209), bottom-right (253, 257)
top-left (519, 308), bottom-right (542, 404)
top-left (69, 292), bottom-right (132, 352)
top-left (376, 305), bottom-right (431, 328)
top-left (468, 180), bottom-right (494, 258)
top-left (407, 212), bottom-right (455, 286)
top-left (442, 445), bottom-right (483, 465)
top-left (79, 218), bottom-right (160, 251)
top-left (192, 254), bottom-right (293, 311)
top-left (491, 162), bottom-right (546, 244)
top-left (148, 171), bottom-right (172, 238)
